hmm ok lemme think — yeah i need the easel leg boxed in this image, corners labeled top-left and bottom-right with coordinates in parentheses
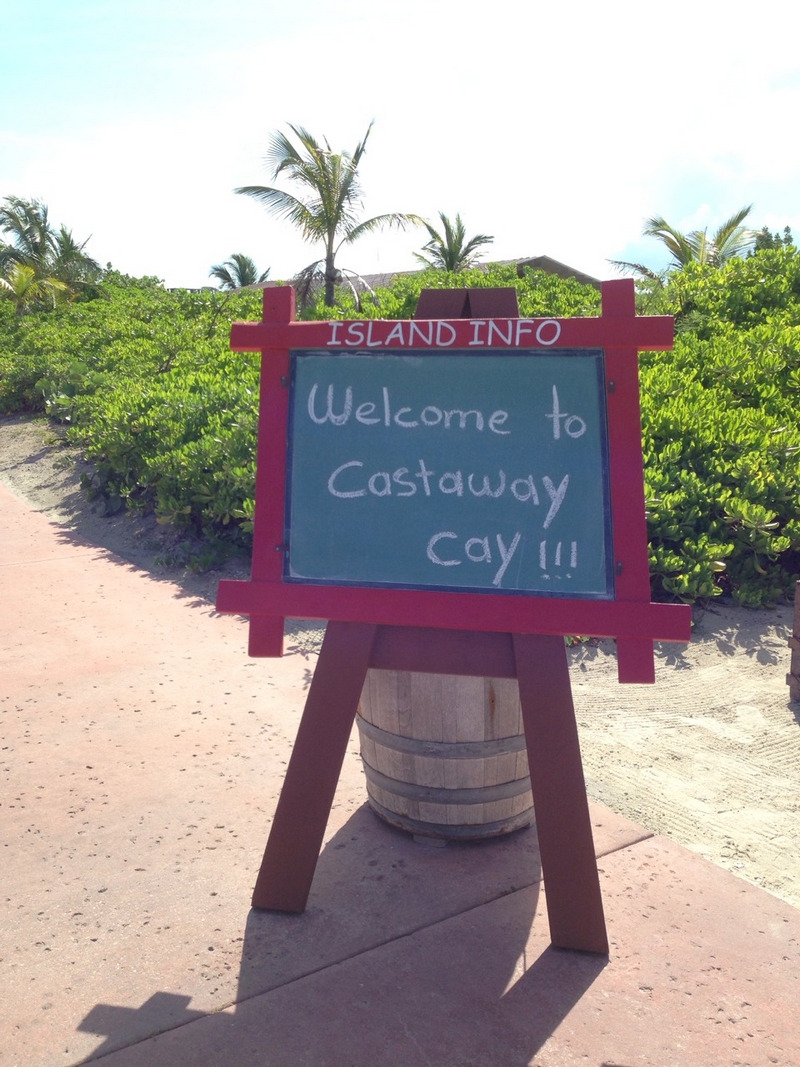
top-left (251, 621), bottom-right (377, 912)
top-left (513, 633), bottom-right (609, 954)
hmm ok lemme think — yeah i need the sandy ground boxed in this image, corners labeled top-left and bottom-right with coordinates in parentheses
top-left (2, 413), bottom-right (799, 911)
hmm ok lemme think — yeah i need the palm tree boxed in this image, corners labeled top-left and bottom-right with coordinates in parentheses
top-left (50, 225), bottom-right (102, 297)
top-left (209, 253), bottom-right (270, 290)
top-left (414, 212), bottom-right (494, 271)
top-left (0, 195), bottom-right (101, 298)
top-left (235, 122), bottom-right (419, 305)
top-left (0, 196), bottom-right (53, 273)
top-left (611, 205), bottom-right (757, 277)
top-left (0, 262), bottom-right (68, 315)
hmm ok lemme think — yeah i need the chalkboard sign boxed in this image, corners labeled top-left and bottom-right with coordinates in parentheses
top-left (216, 282), bottom-right (693, 682)
top-left (285, 348), bottom-right (613, 598)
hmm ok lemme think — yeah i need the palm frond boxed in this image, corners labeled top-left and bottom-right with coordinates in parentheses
top-left (291, 259), bottom-right (326, 307)
top-left (0, 260), bottom-right (69, 314)
top-left (210, 252), bottom-right (269, 289)
top-left (710, 204), bottom-right (756, 262)
top-left (642, 216), bottom-right (697, 268)
top-left (413, 211), bottom-right (493, 271)
top-left (235, 184), bottom-right (325, 242)
top-left (338, 212), bottom-right (421, 251)
top-left (608, 259), bottom-right (662, 280)
top-left (640, 206), bottom-right (756, 272)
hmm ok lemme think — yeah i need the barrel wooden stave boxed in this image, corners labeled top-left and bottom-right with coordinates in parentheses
top-left (357, 669), bottom-right (533, 840)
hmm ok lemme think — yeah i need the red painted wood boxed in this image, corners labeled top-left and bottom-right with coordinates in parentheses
top-left (464, 287), bottom-right (521, 317)
top-left (229, 313), bottom-right (674, 354)
top-left (513, 632), bottom-right (609, 954)
top-left (251, 621), bottom-right (377, 911)
top-left (247, 616), bottom-right (284, 658)
top-left (616, 636), bottom-right (658, 684)
top-left (369, 626), bottom-right (518, 677)
top-left (602, 283), bottom-right (653, 608)
top-left (414, 286), bottom-right (520, 319)
top-left (599, 281), bottom-right (658, 684)
top-left (250, 293), bottom-right (292, 589)
top-left (217, 578), bottom-right (690, 644)
top-left (599, 276), bottom-right (636, 317)
top-left (413, 288), bottom-right (472, 319)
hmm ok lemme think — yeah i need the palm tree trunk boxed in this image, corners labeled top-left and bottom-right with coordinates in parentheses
top-left (324, 248), bottom-right (336, 307)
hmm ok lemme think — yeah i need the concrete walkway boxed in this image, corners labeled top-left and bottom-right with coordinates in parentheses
top-left (2, 479), bottom-right (799, 1066)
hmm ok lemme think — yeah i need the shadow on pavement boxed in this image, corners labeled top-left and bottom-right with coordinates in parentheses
top-left (75, 808), bottom-right (607, 1065)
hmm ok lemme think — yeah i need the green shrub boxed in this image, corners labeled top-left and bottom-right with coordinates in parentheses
top-left (640, 250), bottom-right (800, 605)
top-left (73, 350), bottom-right (260, 539)
top-left (3, 253), bottom-right (800, 604)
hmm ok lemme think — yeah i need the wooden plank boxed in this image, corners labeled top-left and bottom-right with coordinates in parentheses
top-left (513, 632), bottom-right (609, 954)
top-left (218, 578), bottom-right (692, 648)
top-left (251, 621), bottom-right (377, 911)
top-left (369, 626), bottom-right (518, 677)
top-left (229, 311), bottom-right (675, 353)
top-left (247, 616), bottom-right (284, 658)
top-left (617, 636), bottom-right (657, 684)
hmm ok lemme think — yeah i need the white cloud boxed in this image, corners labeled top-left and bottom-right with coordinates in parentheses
top-left (3, 0), bottom-right (799, 288)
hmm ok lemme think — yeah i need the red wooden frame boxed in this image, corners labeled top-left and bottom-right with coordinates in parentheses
top-left (216, 280), bottom-right (691, 682)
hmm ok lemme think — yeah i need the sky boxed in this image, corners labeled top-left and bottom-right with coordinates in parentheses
top-left (2, 0), bottom-right (798, 290)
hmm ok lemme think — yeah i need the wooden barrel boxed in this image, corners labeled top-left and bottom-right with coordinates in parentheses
top-left (357, 670), bottom-right (533, 840)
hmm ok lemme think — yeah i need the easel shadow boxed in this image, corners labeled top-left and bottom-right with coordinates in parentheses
top-left (77, 805), bottom-right (607, 1064)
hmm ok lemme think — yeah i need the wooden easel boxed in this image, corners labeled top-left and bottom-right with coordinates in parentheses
top-left (217, 282), bottom-right (692, 954)
top-left (248, 288), bottom-right (608, 954)
top-left (252, 622), bottom-right (608, 954)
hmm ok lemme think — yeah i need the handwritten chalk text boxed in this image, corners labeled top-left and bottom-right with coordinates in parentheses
top-left (307, 383), bottom-right (510, 434)
top-left (326, 460), bottom-right (569, 530)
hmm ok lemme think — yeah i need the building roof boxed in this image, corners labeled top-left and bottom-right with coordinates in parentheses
top-left (257, 255), bottom-right (602, 294)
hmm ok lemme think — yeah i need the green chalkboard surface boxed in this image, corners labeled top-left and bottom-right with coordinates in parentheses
top-left (286, 348), bottom-right (613, 598)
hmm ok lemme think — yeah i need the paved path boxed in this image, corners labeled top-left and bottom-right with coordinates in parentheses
top-left (2, 481), bottom-right (799, 1066)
